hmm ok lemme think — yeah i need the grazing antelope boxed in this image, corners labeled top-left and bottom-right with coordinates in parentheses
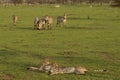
top-left (34, 17), bottom-right (39, 29)
top-left (13, 15), bottom-right (18, 26)
top-left (36, 19), bottom-right (46, 30)
top-left (36, 15), bottom-right (53, 30)
top-left (56, 13), bottom-right (67, 27)
top-left (42, 15), bottom-right (53, 29)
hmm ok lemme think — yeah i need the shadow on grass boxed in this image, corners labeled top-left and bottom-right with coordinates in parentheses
top-left (68, 17), bottom-right (120, 21)
top-left (0, 24), bottom-right (8, 27)
top-left (68, 17), bottom-right (89, 20)
top-left (0, 49), bottom-right (36, 71)
top-left (0, 73), bottom-right (15, 80)
top-left (18, 27), bottom-right (34, 30)
top-left (0, 49), bottom-right (17, 57)
top-left (65, 26), bottom-right (105, 30)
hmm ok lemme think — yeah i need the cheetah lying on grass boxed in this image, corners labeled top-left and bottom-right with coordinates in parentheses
top-left (28, 58), bottom-right (87, 75)
top-left (49, 66), bottom-right (87, 75)
top-left (28, 58), bottom-right (108, 75)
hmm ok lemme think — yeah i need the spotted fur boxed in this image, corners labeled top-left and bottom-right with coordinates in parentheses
top-left (50, 66), bottom-right (87, 75)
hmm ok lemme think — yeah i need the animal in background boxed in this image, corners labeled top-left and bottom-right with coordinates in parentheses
top-left (56, 13), bottom-right (67, 27)
top-left (34, 17), bottom-right (39, 29)
top-left (13, 15), bottom-right (18, 26)
top-left (35, 15), bottom-right (53, 30)
top-left (37, 19), bottom-right (46, 30)
top-left (42, 15), bottom-right (53, 29)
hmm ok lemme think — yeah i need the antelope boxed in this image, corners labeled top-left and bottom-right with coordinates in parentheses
top-left (13, 15), bottom-right (18, 26)
top-left (34, 17), bottom-right (39, 29)
top-left (56, 13), bottom-right (67, 27)
top-left (36, 19), bottom-right (46, 30)
top-left (42, 15), bottom-right (53, 29)
top-left (36, 15), bottom-right (53, 30)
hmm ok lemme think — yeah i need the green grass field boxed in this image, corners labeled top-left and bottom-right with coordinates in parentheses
top-left (0, 4), bottom-right (120, 80)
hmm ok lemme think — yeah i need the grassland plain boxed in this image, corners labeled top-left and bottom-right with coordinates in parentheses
top-left (0, 4), bottom-right (120, 80)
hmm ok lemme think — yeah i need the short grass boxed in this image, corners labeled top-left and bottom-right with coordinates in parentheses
top-left (0, 4), bottom-right (120, 80)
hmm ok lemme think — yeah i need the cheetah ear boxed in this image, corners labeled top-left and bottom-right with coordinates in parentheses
top-left (43, 57), bottom-right (50, 61)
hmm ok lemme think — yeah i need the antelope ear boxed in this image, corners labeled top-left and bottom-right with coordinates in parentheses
top-left (64, 13), bottom-right (67, 15)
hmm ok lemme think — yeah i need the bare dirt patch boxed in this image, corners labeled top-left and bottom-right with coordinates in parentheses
top-left (0, 73), bottom-right (15, 80)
